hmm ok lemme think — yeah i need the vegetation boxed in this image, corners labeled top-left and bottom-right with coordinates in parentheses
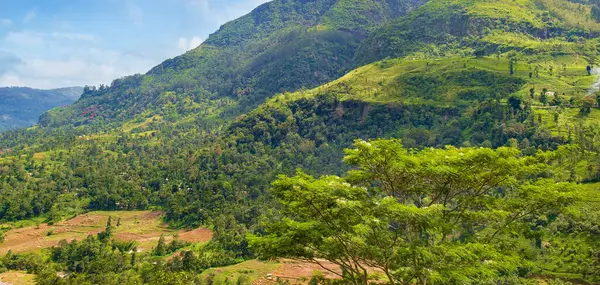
top-left (356, 0), bottom-right (600, 64)
top-left (36, 0), bottom-right (425, 131)
top-left (251, 140), bottom-right (581, 284)
top-left (3, 0), bottom-right (600, 283)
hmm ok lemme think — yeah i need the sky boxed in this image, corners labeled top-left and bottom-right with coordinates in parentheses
top-left (0, 0), bottom-right (269, 89)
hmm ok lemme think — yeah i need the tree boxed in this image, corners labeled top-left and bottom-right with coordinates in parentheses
top-left (98, 216), bottom-right (113, 241)
top-left (106, 216), bottom-right (112, 235)
top-left (540, 92), bottom-right (548, 106)
top-left (593, 6), bottom-right (600, 22)
top-left (581, 96), bottom-right (595, 115)
top-left (529, 88), bottom-right (535, 99)
top-left (508, 95), bottom-right (522, 110)
top-left (474, 48), bottom-right (485, 58)
top-left (508, 51), bottom-right (519, 75)
top-left (250, 140), bottom-right (578, 285)
top-left (155, 234), bottom-right (167, 256)
top-left (509, 59), bottom-right (515, 75)
top-left (551, 93), bottom-right (563, 106)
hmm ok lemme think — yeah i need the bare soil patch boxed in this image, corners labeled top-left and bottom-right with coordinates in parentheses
top-left (252, 259), bottom-right (385, 285)
top-left (273, 259), bottom-right (341, 280)
top-left (0, 211), bottom-right (212, 254)
top-left (178, 228), bottom-right (214, 243)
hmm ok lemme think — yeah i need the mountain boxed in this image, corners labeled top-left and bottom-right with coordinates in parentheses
top-left (0, 86), bottom-right (82, 131)
top-left (356, 0), bottom-right (600, 64)
top-left (1, 0), bottom-right (600, 283)
top-left (38, 0), bottom-right (426, 130)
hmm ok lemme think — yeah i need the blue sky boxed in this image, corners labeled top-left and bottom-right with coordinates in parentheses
top-left (0, 0), bottom-right (269, 89)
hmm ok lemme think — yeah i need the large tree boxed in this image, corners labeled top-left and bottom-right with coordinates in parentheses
top-left (250, 139), bottom-right (579, 285)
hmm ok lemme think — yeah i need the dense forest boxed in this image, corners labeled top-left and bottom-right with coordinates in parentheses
top-left (2, 0), bottom-right (600, 284)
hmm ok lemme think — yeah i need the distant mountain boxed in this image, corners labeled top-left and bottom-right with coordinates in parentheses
top-left (0, 86), bottom-right (83, 131)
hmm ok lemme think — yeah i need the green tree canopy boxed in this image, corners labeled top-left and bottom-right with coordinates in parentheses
top-left (250, 139), bottom-right (579, 285)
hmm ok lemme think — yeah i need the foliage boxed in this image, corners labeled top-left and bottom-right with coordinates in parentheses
top-left (1, 0), bottom-right (600, 283)
top-left (250, 140), bottom-right (579, 284)
top-left (356, 0), bottom-right (600, 64)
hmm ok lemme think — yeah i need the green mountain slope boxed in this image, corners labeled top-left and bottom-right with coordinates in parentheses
top-left (0, 86), bottom-right (82, 132)
top-left (356, 0), bottom-right (600, 64)
top-left (2, 0), bottom-right (599, 229)
top-left (39, 0), bottom-right (426, 130)
top-left (2, 0), bottom-right (599, 226)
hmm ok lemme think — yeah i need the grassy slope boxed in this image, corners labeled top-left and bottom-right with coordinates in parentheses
top-left (356, 0), bottom-right (600, 64)
top-left (531, 182), bottom-right (600, 281)
top-left (264, 55), bottom-right (594, 109)
top-left (0, 271), bottom-right (35, 285)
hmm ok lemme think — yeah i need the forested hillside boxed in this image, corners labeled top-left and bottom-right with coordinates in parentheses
top-left (37, 0), bottom-right (426, 131)
top-left (357, 0), bottom-right (600, 63)
top-left (2, 0), bottom-right (600, 284)
top-left (0, 87), bottom-right (82, 132)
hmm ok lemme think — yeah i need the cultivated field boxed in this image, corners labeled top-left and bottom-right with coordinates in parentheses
top-left (0, 211), bottom-right (348, 284)
top-left (0, 271), bottom-right (35, 285)
top-left (0, 211), bottom-right (212, 254)
top-left (201, 259), bottom-right (382, 285)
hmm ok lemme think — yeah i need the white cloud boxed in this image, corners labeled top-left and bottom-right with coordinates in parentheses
top-left (178, 36), bottom-right (203, 51)
top-left (23, 10), bottom-right (37, 24)
top-left (177, 38), bottom-right (188, 51)
top-left (0, 0), bottom-right (272, 89)
top-left (0, 18), bottom-right (12, 26)
top-left (5, 31), bottom-right (45, 46)
top-left (0, 51), bottom-right (22, 74)
top-left (0, 30), bottom-right (160, 89)
top-left (189, 37), bottom-right (203, 49)
top-left (0, 74), bottom-right (24, 87)
top-left (0, 49), bottom-right (160, 89)
top-left (5, 31), bottom-right (99, 47)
